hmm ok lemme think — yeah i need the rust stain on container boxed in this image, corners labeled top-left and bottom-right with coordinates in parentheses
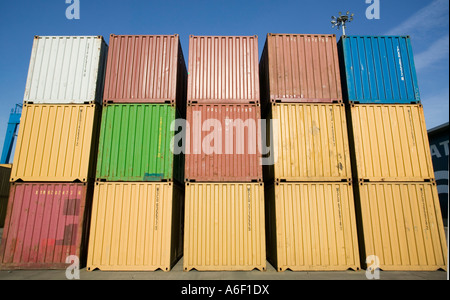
top-left (188, 35), bottom-right (260, 104)
top-left (356, 182), bottom-right (447, 271)
top-left (265, 182), bottom-right (360, 271)
top-left (265, 103), bottom-right (352, 182)
top-left (103, 35), bottom-right (187, 114)
top-left (0, 165), bottom-right (12, 228)
top-left (348, 104), bottom-right (435, 182)
top-left (10, 104), bottom-right (101, 183)
top-left (86, 182), bottom-right (184, 271)
top-left (185, 104), bottom-right (263, 182)
top-left (184, 182), bottom-right (266, 271)
top-left (0, 183), bottom-right (92, 269)
top-left (260, 34), bottom-right (342, 105)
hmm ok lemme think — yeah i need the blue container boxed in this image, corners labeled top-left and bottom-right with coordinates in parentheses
top-left (338, 36), bottom-right (421, 104)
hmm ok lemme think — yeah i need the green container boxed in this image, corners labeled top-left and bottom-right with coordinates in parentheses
top-left (96, 104), bottom-right (183, 183)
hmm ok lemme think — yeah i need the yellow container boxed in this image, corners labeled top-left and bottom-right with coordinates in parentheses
top-left (184, 182), bottom-right (266, 271)
top-left (0, 164), bottom-right (12, 228)
top-left (265, 182), bottom-right (360, 271)
top-left (10, 104), bottom-right (100, 183)
top-left (348, 104), bottom-right (435, 182)
top-left (265, 103), bottom-right (352, 182)
top-left (356, 182), bottom-right (447, 271)
top-left (86, 182), bottom-right (184, 271)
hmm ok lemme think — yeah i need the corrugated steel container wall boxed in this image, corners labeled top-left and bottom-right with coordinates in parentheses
top-left (188, 35), bottom-right (260, 104)
top-left (348, 104), bottom-right (435, 182)
top-left (185, 104), bottom-right (263, 182)
top-left (23, 36), bottom-right (108, 105)
top-left (356, 182), bottom-right (447, 271)
top-left (0, 165), bottom-right (12, 228)
top-left (265, 103), bottom-right (352, 182)
top-left (260, 34), bottom-right (342, 105)
top-left (265, 182), bottom-right (360, 271)
top-left (10, 104), bottom-right (101, 183)
top-left (103, 35), bottom-right (187, 114)
top-left (86, 182), bottom-right (184, 271)
top-left (96, 104), bottom-right (184, 183)
top-left (0, 183), bottom-right (92, 269)
top-left (184, 183), bottom-right (266, 271)
top-left (338, 36), bottom-right (420, 104)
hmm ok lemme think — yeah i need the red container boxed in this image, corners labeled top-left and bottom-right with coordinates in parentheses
top-left (260, 34), bottom-right (343, 105)
top-left (103, 34), bottom-right (187, 114)
top-left (0, 183), bottom-right (92, 270)
top-left (187, 35), bottom-right (260, 104)
top-left (185, 104), bottom-right (263, 182)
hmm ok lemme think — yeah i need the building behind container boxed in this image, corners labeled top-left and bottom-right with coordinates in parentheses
top-left (428, 123), bottom-right (449, 223)
top-left (0, 165), bottom-right (12, 228)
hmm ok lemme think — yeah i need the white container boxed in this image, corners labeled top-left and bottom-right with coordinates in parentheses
top-left (23, 36), bottom-right (108, 104)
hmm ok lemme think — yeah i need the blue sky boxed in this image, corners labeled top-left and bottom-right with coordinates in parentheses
top-left (0, 0), bottom-right (448, 163)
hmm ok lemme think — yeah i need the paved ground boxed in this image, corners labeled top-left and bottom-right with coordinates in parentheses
top-left (0, 227), bottom-right (448, 280)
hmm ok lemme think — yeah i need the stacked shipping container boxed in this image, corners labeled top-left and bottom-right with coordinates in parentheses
top-left (260, 33), bottom-right (361, 271)
top-left (183, 36), bottom-right (266, 271)
top-left (339, 35), bottom-right (447, 271)
top-left (0, 36), bottom-right (107, 269)
top-left (86, 35), bottom-right (187, 272)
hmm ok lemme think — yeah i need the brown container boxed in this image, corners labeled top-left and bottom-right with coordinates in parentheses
top-left (0, 182), bottom-right (92, 270)
top-left (260, 34), bottom-right (342, 106)
top-left (187, 35), bottom-right (260, 104)
top-left (185, 104), bottom-right (263, 182)
top-left (103, 35), bottom-right (187, 114)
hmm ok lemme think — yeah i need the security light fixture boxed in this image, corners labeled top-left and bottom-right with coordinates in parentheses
top-left (331, 11), bottom-right (354, 35)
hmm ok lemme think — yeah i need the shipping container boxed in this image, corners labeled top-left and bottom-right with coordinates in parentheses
top-left (96, 104), bottom-right (184, 183)
top-left (0, 165), bottom-right (12, 228)
top-left (348, 104), bottom-right (435, 182)
top-left (10, 104), bottom-right (101, 183)
top-left (185, 104), bottom-right (263, 182)
top-left (265, 182), bottom-right (360, 271)
top-left (264, 103), bottom-right (352, 182)
top-left (23, 36), bottom-right (108, 105)
top-left (188, 35), bottom-right (260, 104)
top-left (0, 182), bottom-right (92, 269)
top-left (103, 35), bottom-right (187, 114)
top-left (260, 34), bottom-right (342, 105)
top-left (184, 182), bottom-right (266, 271)
top-left (338, 36), bottom-right (420, 104)
top-left (355, 182), bottom-right (447, 271)
top-left (86, 182), bottom-right (184, 271)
